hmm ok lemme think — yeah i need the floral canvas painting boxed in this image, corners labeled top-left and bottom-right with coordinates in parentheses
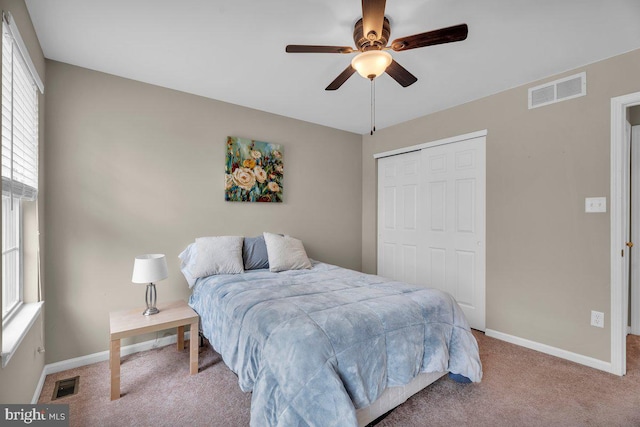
top-left (225, 136), bottom-right (284, 202)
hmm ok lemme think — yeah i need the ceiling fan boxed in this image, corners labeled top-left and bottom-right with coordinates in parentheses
top-left (285, 0), bottom-right (468, 91)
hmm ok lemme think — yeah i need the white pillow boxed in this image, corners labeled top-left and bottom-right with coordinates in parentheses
top-left (178, 243), bottom-right (198, 288)
top-left (191, 236), bottom-right (244, 277)
top-left (263, 232), bottom-right (312, 272)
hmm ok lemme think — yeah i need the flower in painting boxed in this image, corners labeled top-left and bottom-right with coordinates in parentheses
top-left (232, 167), bottom-right (256, 191)
top-left (254, 166), bottom-right (267, 183)
top-left (251, 150), bottom-right (262, 160)
top-left (243, 158), bottom-right (256, 169)
top-left (267, 181), bottom-right (280, 192)
top-left (275, 164), bottom-right (284, 174)
top-left (225, 173), bottom-right (234, 190)
top-left (272, 150), bottom-right (282, 159)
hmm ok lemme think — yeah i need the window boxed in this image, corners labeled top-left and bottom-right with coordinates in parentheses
top-left (1, 13), bottom-right (40, 323)
top-left (0, 12), bottom-right (43, 366)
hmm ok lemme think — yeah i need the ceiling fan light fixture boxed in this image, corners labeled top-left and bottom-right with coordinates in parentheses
top-left (351, 50), bottom-right (392, 80)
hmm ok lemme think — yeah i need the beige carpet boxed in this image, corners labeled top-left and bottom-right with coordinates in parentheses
top-left (38, 331), bottom-right (640, 426)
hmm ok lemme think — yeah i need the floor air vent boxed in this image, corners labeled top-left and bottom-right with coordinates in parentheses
top-left (52, 376), bottom-right (79, 400)
top-left (528, 72), bottom-right (586, 109)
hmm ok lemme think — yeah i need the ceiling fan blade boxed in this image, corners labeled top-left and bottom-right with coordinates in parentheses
top-left (385, 60), bottom-right (418, 87)
top-left (325, 65), bottom-right (357, 91)
top-left (286, 45), bottom-right (355, 54)
top-left (391, 23), bottom-right (468, 52)
top-left (361, 0), bottom-right (386, 42)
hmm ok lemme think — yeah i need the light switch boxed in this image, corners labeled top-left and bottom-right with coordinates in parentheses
top-left (585, 197), bottom-right (606, 213)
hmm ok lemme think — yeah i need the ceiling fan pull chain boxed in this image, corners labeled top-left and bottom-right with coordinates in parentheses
top-left (370, 78), bottom-right (375, 135)
top-left (373, 78), bottom-right (376, 134)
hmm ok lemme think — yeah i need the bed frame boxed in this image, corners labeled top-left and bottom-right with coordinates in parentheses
top-left (201, 328), bottom-right (446, 426)
top-left (355, 371), bottom-right (447, 426)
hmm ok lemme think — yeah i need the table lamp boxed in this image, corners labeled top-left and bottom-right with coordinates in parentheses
top-left (132, 254), bottom-right (168, 316)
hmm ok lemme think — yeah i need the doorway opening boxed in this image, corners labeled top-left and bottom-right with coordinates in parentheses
top-left (610, 91), bottom-right (640, 376)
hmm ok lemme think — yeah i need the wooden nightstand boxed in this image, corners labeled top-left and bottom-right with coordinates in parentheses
top-left (109, 300), bottom-right (199, 400)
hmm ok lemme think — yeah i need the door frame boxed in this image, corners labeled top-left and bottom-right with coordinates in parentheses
top-left (373, 130), bottom-right (488, 160)
top-left (631, 126), bottom-right (640, 335)
top-left (610, 91), bottom-right (640, 376)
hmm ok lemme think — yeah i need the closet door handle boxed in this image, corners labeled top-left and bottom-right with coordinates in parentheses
top-left (627, 242), bottom-right (634, 248)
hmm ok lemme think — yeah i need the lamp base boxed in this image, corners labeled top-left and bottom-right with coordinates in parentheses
top-left (142, 282), bottom-right (159, 316)
top-left (142, 307), bottom-right (159, 316)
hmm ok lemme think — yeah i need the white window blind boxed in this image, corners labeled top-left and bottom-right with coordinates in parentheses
top-left (1, 14), bottom-right (40, 201)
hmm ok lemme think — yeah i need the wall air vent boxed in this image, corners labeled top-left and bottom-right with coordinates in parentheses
top-left (528, 72), bottom-right (586, 109)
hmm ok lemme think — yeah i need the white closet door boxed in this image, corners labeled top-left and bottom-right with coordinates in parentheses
top-left (377, 135), bottom-right (486, 331)
top-left (421, 137), bottom-right (486, 330)
top-left (377, 151), bottom-right (421, 284)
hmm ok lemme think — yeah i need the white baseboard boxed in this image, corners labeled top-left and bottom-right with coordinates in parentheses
top-left (485, 329), bottom-right (613, 374)
top-left (31, 331), bottom-right (191, 404)
top-left (32, 368), bottom-right (48, 404)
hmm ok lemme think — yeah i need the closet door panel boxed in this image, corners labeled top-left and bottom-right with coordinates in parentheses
top-left (421, 137), bottom-right (485, 330)
top-left (377, 151), bottom-right (421, 284)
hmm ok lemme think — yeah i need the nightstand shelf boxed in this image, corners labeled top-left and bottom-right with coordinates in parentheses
top-left (109, 300), bottom-right (199, 400)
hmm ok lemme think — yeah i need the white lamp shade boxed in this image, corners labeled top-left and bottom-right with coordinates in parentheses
top-left (132, 254), bottom-right (169, 283)
top-left (351, 50), bottom-right (392, 79)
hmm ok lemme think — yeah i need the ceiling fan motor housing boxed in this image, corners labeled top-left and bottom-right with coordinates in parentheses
top-left (353, 17), bottom-right (390, 51)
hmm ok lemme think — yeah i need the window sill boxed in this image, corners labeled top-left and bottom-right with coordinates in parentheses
top-left (1, 301), bottom-right (44, 368)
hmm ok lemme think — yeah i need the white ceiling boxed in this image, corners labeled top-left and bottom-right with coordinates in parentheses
top-left (25, 0), bottom-right (640, 135)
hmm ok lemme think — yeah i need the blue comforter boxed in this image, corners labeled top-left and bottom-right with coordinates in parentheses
top-left (189, 261), bottom-right (482, 426)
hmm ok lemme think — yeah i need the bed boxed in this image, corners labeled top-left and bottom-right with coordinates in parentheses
top-left (183, 235), bottom-right (482, 427)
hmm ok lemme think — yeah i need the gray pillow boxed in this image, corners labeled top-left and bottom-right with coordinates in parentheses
top-left (243, 236), bottom-right (270, 270)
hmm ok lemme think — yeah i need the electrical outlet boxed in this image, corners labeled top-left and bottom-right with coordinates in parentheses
top-left (591, 310), bottom-right (605, 328)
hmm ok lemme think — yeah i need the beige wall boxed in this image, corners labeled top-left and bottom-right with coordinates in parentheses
top-left (0, 0), bottom-right (46, 404)
top-left (362, 48), bottom-right (640, 362)
top-left (43, 61), bottom-right (362, 363)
